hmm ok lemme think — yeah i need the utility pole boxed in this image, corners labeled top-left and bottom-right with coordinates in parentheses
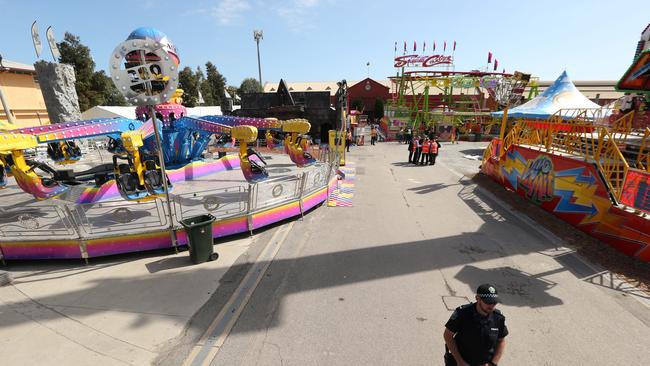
top-left (253, 30), bottom-right (263, 87)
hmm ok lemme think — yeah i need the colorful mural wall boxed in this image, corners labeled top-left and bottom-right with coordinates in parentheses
top-left (482, 143), bottom-right (650, 262)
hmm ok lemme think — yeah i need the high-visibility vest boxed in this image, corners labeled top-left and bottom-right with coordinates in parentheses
top-left (411, 139), bottom-right (418, 152)
top-left (421, 141), bottom-right (430, 154)
top-left (430, 141), bottom-right (439, 154)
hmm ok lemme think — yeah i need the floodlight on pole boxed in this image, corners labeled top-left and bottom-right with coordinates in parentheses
top-left (253, 30), bottom-right (263, 87)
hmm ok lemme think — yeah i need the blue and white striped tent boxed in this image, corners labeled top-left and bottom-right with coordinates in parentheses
top-left (492, 71), bottom-right (603, 119)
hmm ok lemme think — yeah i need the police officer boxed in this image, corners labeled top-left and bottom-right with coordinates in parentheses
top-left (443, 284), bottom-right (508, 366)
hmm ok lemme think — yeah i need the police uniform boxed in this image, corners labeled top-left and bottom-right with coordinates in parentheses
top-left (444, 302), bottom-right (508, 365)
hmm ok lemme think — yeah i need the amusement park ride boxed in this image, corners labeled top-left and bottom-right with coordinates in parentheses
top-left (0, 28), bottom-right (322, 206)
top-left (0, 27), bottom-right (318, 202)
top-left (0, 26), bottom-right (342, 262)
top-left (385, 44), bottom-right (535, 139)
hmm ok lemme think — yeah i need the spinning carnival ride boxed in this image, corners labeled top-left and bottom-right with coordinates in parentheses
top-left (0, 28), bottom-right (316, 203)
top-left (0, 27), bottom-right (337, 261)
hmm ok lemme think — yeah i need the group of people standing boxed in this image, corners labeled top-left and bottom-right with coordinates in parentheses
top-left (408, 135), bottom-right (441, 165)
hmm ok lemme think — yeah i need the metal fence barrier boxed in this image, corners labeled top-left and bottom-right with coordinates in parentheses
top-left (0, 151), bottom-right (342, 259)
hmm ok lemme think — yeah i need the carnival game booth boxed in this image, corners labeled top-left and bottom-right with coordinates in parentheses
top-left (482, 71), bottom-right (650, 262)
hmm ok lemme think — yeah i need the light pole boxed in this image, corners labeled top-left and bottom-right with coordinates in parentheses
top-left (253, 30), bottom-right (263, 87)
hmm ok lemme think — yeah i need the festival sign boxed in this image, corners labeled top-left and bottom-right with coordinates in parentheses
top-left (617, 50), bottom-right (650, 93)
top-left (394, 54), bottom-right (453, 68)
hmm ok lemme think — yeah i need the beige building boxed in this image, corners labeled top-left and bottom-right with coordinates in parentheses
top-left (0, 59), bottom-right (50, 129)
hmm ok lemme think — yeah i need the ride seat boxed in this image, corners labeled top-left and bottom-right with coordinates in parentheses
top-left (117, 163), bottom-right (139, 193)
top-left (47, 143), bottom-right (64, 161)
top-left (247, 148), bottom-right (267, 165)
top-left (250, 160), bottom-right (268, 177)
top-left (143, 160), bottom-right (163, 192)
top-left (67, 142), bottom-right (82, 159)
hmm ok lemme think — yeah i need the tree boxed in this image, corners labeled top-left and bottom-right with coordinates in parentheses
top-left (178, 66), bottom-right (199, 107)
top-left (239, 77), bottom-right (262, 94)
top-left (90, 71), bottom-right (126, 106)
top-left (205, 61), bottom-right (227, 107)
top-left (374, 99), bottom-right (385, 119)
top-left (57, 32), bottom-right (125, 111)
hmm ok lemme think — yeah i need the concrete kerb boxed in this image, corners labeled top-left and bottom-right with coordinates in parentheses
top-left (437, 159), bottom-right (650, 310)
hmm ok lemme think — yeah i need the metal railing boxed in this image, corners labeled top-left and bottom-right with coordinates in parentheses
top-left (609, 111), bottom-right (634, 146)
top-left (594, 128), bottom-right (629, 201)
top-left (0, 154), bottom-right (341, 258)
top-left (636, 128), bottom-right (650, 171)
top-left (493, 120), bottom-right (633, 202)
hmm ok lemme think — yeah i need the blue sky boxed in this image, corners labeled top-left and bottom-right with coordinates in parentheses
top-left (1, 0), bottom-right (648, 87)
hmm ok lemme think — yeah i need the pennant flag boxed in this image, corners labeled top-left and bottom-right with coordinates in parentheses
top-left (404, 41), bottom-right (407, 52)
top-left (502, 68), bottom-right (506, 74)
top-left (487, 52), bottom-right (492, 63)
top-left (433, 41), bottom-right (436, 51)
top-left (453, 40), bottom-right (456, 51)
top-left (494, 59), bottom-right (498, 71)
top-left (423, 41), bottom-right (426, 52)
top-left (413, 41), bottom-right (417, 52)
top-left (443, 41), bottom-right (447, 52)
top-left (394, 41), bottom-right (397, 52)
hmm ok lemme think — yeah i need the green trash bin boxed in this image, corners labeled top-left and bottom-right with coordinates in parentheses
top-left (180, 214), bottom-right (218, 264)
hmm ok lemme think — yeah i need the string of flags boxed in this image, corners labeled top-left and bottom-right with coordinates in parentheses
top-left (392, 41), bottom-right (506, 73)
top-left (487, 51), bottom-right (505, 73)
top-left (394, 40), bottom-right (457, 53)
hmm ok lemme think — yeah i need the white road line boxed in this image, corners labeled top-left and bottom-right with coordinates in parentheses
top-left (182, 221), bottom-right (295, 366)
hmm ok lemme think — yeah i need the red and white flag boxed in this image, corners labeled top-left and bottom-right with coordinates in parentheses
top-left (423, 41), bottom-right (426, 52)
top-left (413, 41), bottom-right (417, 52)
top-left (404, 41), bottom-right (407, 52)
top-left (487, 52), bottom-right (492, 63)
top-left (443, 41), bottom-right (446, 52)
top-left (433, 41), bottom-right (436, 51)
top-left (453, 40), bottom-right (456, 51)
top-left (494, 59), bottom-right (498, 71)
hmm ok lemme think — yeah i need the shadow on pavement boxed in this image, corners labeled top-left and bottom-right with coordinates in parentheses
top-left (408, 183), bottom-right (458, 194)
top-left (1, 172), bottom-right (629, 351)
top-left (459, 149), bottom-right (485, 156)
top-left (454, 265), bottom-right (563, 308)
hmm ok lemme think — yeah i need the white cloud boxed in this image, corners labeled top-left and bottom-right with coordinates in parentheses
top-left (212, 0), bottom-right (252, 25)
top-left (276, 0), bottom-right (323, 32)
top-left (294, 0), bottom-right (320, 7)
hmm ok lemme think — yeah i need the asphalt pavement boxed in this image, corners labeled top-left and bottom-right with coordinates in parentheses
top-left (206, 141), bottom-right (650, 366)
top-left (1, 141), bottom-right (648, 365)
